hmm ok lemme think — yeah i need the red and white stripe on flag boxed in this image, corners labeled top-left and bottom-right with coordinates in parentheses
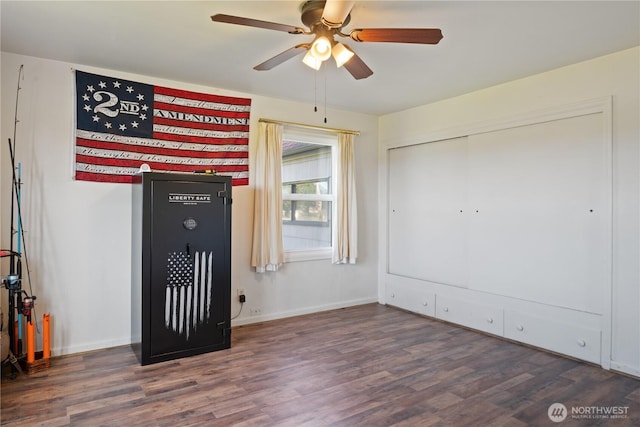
top-left (75, 71), bottom-right (251, 185)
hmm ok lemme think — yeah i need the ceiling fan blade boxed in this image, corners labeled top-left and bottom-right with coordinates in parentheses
top-left (321, 0), bottom-right (355, 28)
top-left (342, 49), bottom-right (373, 80)
top-left (254, 44), bottom-right (310, 71)
top-left (211, 14), bottom-right (305, 34)
top-left (349, 28), bottom-right (443, 44)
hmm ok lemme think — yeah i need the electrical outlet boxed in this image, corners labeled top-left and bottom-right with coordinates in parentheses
top-left (237, 289), bottom-right (245, 296)
top-left (250, 308), bottom-right (262, 316)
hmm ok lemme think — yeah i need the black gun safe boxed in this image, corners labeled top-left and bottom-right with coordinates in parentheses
top-left (131, 172), bottom-right (231, 365)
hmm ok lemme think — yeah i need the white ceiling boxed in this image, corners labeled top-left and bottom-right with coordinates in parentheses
top-left (1, 1), bottom-right (639, 116)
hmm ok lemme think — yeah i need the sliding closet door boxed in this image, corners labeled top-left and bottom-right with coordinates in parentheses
top-left (387, 112), bottom-right (609, 314)
top-left (388, 137), bottom-right (469, 287)
top-left (467, 113), bottom-right (609, 313)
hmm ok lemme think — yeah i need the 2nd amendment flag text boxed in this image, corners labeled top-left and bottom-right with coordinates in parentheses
top-left (75, 70), bottom-right (250, 185)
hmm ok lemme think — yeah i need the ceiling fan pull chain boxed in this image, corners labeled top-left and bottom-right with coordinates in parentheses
top-left (324, 62), bottom-right (328, 123)
top-left (314, 71), bottom-right (318, 112)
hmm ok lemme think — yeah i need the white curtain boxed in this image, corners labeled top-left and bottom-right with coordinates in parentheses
top-left (250, 122), bottom-right (284, 273)
top-left (333, 132), bottom-right (358, 264)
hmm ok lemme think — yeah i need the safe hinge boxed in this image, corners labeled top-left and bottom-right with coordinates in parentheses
top-left (217, 191), bottom-right (232, 205)
top-left (217, 321), bottom-right (229, 336)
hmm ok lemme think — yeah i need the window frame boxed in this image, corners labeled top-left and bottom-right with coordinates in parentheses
top-left (281, 127), bottom-right (338, 263)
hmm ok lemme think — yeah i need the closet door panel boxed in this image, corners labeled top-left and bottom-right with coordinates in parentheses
top-left (467, 113), bottom-right (609, 313)
top-left (388, 137), bottom-right (468, 287)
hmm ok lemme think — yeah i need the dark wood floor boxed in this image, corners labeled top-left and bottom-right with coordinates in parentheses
top-left (2, 303), bottom-right (639, 426)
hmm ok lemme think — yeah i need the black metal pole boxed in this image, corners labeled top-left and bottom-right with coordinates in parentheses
top-left (9, 65), bottom-right (23, 275)
top-left (7, 139), bottom-right (33, 298)
top-left (5, 66), bottom-right (25, 376)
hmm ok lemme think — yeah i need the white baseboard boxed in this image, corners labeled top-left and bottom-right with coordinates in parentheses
top-left (231, 297), bottom-right (378, 327)
top-left (51, 298), bottom-right (378, 356)
top-left (53, 337), bottom-right (131, 357)
top-left (610, 361), bottom-right (640, 379)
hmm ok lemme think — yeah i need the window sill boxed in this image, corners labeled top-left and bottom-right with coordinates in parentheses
top-left (284, 248), bottom-right (332, 263)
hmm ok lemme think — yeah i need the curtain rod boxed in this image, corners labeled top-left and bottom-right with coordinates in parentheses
top-left (258, 118), bottom-right (360, 135)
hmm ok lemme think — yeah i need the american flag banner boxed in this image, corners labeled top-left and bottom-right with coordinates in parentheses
top-left (165, 250), bottom-right (214, 340)
top-left (74, 70), bottom-right (250, 185)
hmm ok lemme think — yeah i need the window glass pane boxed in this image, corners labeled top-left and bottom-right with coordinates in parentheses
top-left (294, 201), bottom-right (330, 222)
top-left (282, 142), bottom-right (331, 185)
top-left (282, 200), bottom-right (292, 221)
top-left (317, 180), bottom-right (329, 194)
top-left (292, 180), bottom-right (329, 195)
top-left (294, 182), bottom-right (315, 194)
top-left (282, 137), bottom-right (334, 252)
top-left (283, 202), bottom-right (332, 250)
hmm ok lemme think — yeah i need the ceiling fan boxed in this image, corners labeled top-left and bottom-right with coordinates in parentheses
top-left (211, 0), bottom-right (443, 80)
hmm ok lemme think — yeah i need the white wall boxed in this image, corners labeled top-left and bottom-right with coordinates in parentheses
top-left (379, 47), bottom-right (640, 376)
top-left (3, 46), bottom-right (636, 373)
top-left (0, 52), bottom-right (379, 356)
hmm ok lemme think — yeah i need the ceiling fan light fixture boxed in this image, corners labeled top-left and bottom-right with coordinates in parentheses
top-left (310, 36), bottom-right (332, 61)
top-left (321, 0), bottom-right (355, 28)
top-left (302, 50), bottom-right (322, 70)
top-left (332, 42), bottom-right (354, 67)
top-left (212, 2), bottom-right (443, 80)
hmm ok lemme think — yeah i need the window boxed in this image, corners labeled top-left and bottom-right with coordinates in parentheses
top-left (281, 128), bottom-right (337, 261)
top-left (283, 179), bottom-right (331, 224)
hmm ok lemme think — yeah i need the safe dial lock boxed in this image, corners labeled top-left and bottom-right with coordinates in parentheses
top-left (183, 217), bottom-right (198, 230)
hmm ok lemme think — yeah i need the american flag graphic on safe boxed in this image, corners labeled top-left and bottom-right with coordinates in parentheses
top-left (75, 70), bottom-right (251, 185)
top-left (165, 250), bottom-right (214, 339)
